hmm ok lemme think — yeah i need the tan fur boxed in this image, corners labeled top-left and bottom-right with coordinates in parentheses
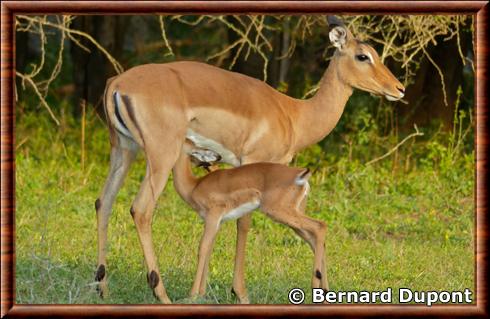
top-left (172, 151), bottom-right (327, 299)
top-left (95, 17), bottom-right (404, 303)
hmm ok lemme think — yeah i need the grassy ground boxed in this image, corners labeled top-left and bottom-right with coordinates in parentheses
top-left (15, 111), bottom-right (474, 304)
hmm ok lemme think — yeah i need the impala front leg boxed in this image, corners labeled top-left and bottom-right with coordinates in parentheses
top-left (191, 214), bottom-right (220, 299)
top-left (232, 214), bottom-right (252, 304)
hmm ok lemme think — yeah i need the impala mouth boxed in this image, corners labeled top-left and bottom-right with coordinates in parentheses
top-left (358, 86), bottom-right (404, 101)
top-left (358, 86), bottom-right (386, 98)
top-left (385, 86), bottom-right (405, 101)
top-left (385, 94), bottom-right (400, 101)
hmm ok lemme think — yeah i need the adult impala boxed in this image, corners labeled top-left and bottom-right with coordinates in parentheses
top-left (94, 16), bottom-right (404, 303)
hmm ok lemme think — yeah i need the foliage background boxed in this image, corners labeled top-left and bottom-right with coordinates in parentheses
top-left (15, 15), bottom-right (474, 304)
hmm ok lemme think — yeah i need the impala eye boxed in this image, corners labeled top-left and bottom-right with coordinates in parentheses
top-left (356, 54), bottom-right (370, 62)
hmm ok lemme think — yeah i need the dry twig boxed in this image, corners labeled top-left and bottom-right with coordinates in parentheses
top-left (15, 15), bottom-right (124, 124)
top-left (366, 125), bottom-right (424, 166)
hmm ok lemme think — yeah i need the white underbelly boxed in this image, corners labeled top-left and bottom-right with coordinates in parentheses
top-left (220, 200), bottom-right (260, 223)
top-left (186, 128), bottom-right (241, 167)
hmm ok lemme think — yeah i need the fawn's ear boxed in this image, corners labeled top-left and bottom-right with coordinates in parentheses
top-left (295, 168), bottom-right (312, 186)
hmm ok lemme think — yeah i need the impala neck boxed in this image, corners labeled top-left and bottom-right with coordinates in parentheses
top-left (172, 151), bottom-right (199, 204)
top-left (293, 55), bottom-right (353, 151)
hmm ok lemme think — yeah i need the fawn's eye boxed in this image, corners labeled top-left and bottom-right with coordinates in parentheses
top-left (356, 54), bottom-right (370, 62)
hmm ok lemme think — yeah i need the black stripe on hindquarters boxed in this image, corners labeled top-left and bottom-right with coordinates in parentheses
top-left (121, 94), bottom-right (146, 146)
top-left (113, 93), bottom-right (129, 131)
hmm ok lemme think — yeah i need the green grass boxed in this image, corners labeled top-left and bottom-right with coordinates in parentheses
top-left (15, 111), bottom-right (474, 304)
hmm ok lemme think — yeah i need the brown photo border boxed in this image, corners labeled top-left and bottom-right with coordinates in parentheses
top-left (1, 1), bottom-right (488, 317)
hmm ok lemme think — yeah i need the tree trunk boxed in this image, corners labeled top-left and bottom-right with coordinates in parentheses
top-left (70, 16), bottom-right (128, 118)
top-left (397, 25), bottom-right (473, 130)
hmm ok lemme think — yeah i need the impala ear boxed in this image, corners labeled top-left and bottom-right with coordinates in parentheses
top-left (327, 15), bottom-right (352, 50)
top-left (329, 26), bottom-right (348, 50)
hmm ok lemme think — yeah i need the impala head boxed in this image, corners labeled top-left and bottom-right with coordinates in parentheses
top-left (327, 16), bottom-right (405, 101)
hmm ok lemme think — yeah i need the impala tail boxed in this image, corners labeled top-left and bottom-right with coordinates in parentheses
top-left (295, 168), bottom-right (312, 186)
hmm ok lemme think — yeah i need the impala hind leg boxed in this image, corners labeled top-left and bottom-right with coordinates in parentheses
top-left (297, 217), bottom-right (327, 290)
top-left (130, 143), bottom-right (183, 304)
top-left (232, 214), bottom-right (252, 304)
top-left (292, 225), bottom-right (328, 290)
top-left (274, 212), bottom-right (327, 290)
top-left (95, 145), bottom-right (137, 298)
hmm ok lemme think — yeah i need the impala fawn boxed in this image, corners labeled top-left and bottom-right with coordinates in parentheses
top-left (173, 147), bottom-right (329, 300)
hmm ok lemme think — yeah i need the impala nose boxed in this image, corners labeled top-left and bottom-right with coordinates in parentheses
top-left (397, 86), bottom-right (405, 95)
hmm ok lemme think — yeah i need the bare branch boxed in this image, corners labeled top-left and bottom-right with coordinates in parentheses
top-left (16, 71), bottom-right (60, 126)
top-left (17, 15), bottom-right (124, 74)
top-left (159, 16), bottom-right (175, 57)
top-left (366, 125), bottom-right (424, 166)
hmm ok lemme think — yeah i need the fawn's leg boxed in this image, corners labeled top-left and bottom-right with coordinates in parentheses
top-left (320, 240), bottom-right (328, 290)
top-left (274, 211), bottom-right (328, 290)
top-left (299, 216), bottom-right (327, 290)
top-left (232, 214), bottom-right (252, 304)
top-left (191, 214), bottom-right (220, 298)
top-left (292, 224), bottom-right (328, 290)
top-left (95, 144), bottom-right (137, 297)
top-left (296, 195), bottom-right (329, 290)
top-left (199, 247), bottom-right (212, 295)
